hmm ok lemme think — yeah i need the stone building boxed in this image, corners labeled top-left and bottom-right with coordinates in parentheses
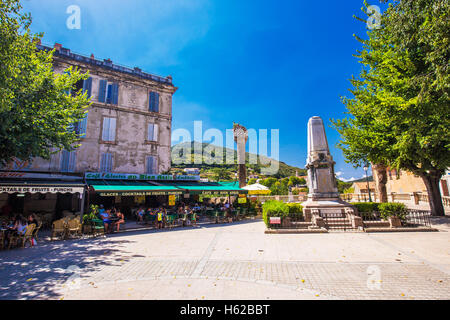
top-left (26, 43), bottom-right (178, 175)
top-left (0, 43), bottom-right (177, 217)
top-left (374, 168), bottom-right (450, 197)
top-left (351, 182), bottom-right (376, 195)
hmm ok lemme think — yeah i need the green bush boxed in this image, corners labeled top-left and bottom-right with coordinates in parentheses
top-left (286, 203), bottom-right (304, 220)
top-left (353, 202), bottom-right (379, 213)
top-left (379, 203), bottom-right (407, 221)
top-left (262, 200), bottom-right (289, 227)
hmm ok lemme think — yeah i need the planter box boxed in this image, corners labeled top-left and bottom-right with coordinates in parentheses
top-left (282, 217), bottom-right (291, 228)
top-left (388, 216), bottom-right (402, 228)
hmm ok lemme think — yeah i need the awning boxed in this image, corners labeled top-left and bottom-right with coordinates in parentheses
top-left (87, 180), bottom-right (248, 197)
top-left (87, 180), bottom-right (184, 197)
top-left (0, 180), bottom-right (85, 194)
top-left (164, 181), bottom-right (248, 195)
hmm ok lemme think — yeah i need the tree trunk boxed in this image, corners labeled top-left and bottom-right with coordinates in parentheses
top-left (372, 163), bottom-right (388, 203)
top-left (420, 171), bottom-right (445, 216)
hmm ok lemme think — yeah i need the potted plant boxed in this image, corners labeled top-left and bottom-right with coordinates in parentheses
top-left (379, 203), bottom-right (407, 228)
top-left (83, 205), bottom-right (99, 234)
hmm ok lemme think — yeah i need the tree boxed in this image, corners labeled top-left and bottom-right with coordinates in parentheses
top-left (213, 168), bottom-right (231, 181)
top-left (332, 0), bottom-right (450, 216)
top-left (288, 176), bottom-right (306, 187)
top-left (261, 177), bottom-right (278, 189)
top-left (337, 180), bottom-right (353, 194)
top-left (247, 178), bottom-right (257, 185)
top-left (0, 0), bottom-right (90, 165)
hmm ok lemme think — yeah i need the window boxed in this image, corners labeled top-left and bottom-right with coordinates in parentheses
top-left (148, 91), bottom-right (160, 112)
top-left (60, 150), bottom-right (76, 172)
top-left (147, 123), bottom-right (159, 142)
top-left (68, 77), bottom-right (92, 98)
top-left (146, 156), bottom-right (157, 174)
top-left (102, 117), bottom-right (116, 142)
top-left (75, 114), bottom-right (88, 138)
top-left (98, 80), bottom-right (119, 105)
top-left (100, 153), bottom-right (113, 172)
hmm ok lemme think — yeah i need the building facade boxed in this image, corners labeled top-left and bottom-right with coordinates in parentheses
top-left (3, 43), bottom-right (177, 176)
top-left (0, 43), bottom-right (177, 217)
top-left (373, 168), bottom-right (450, 197)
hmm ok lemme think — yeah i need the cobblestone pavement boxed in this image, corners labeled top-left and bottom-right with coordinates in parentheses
top-left (0, 219), bottom-right (449, 300)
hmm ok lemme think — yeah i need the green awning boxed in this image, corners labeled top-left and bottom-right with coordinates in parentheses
top-left (87, 180), bottom-right (247, 197)
top-left (89, 181), bottom-right (183, 197)
top-left (171, 182), bottom-right (248, 195)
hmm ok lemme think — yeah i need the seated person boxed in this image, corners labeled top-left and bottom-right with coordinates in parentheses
top-left (99, 209), bottom-right (112, 232)
top-left (137, 207), bottom-right (145, 223)
top-left (115, 209), bottom-right (125, 232)
top-left (27, 213), bottom-right (40, 237)
top-left (7, 216), bottom-right (27, 243)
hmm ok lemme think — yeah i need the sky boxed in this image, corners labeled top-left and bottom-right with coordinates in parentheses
top-left (21, 0), bottom-right (389, 181)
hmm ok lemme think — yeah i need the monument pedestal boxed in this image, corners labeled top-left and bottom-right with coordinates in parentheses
top-left (302, 116), bottom-right (356, 228)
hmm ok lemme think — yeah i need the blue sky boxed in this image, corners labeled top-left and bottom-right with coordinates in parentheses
top-left (22, 0), bottom-right (387, 181)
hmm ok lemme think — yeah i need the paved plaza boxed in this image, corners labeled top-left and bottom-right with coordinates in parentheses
top-left (0, 218), bottom-right (449, 300)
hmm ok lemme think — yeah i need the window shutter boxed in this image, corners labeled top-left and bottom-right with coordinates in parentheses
top-left (112, 83), bottom-right (119, 105)
top-left (109, 118), bottom-right (116, 141)
top-left (146, 156), bottom-right (155, 174)
top-left (148, 123), bottom-right (154, 141)
top-left (100, 153), bottom-right (112, 172)
top-left (60, 150), bottom-right (70, 172)
top-left (149, 92), bottom-right (154, 112)
top-left (100, 153), bottom-right (106, 172)
top-left (79, 113), bottom-right (88, 138)
top-left (102, 118), bottom-right (110, 141)
top-left (153, 124), bottom-right (159, 142)
top-left (106, 84), bottom-right (113, 104)
top-left (83, 77), bottom-right (93, 98)
top-left (98, 80), bottom-right (107, 103)
top-left (68, 151), bottom-right (77, 172)
top-left (107, 153), bottom-right (113, 172)
top-left (154, 92), bottom-right (160, 112)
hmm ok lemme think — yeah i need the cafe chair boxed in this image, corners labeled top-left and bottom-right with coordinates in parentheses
top-left (67, 218), bottom-right (82, 238)
top-left (9, 224), bottom-right (36, 249)
top-left (51, 219), bottom-right (67, 241)
top-left (33, 221), bottom-right (43, 241)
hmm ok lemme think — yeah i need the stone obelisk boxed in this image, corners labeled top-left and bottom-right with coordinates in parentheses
top-left (233, 123), bottom-right (248, 188)
top-left (302, 116), bottom-right (356, 225)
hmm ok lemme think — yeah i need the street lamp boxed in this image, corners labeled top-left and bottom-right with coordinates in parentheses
top-left (363, 164), bottom-right (372, 202)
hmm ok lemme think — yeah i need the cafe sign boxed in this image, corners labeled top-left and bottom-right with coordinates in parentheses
top-left (0, 186), bottom-right (84, 194)
top-left (85, 172), bottom-right (200, 181)
top-left (99, 191), bottom-right (183, 197)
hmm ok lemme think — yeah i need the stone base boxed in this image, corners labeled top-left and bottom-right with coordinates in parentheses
top-left (302, 198), bottom-right (355, 216)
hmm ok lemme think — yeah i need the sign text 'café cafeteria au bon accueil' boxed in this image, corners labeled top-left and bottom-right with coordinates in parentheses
top-left (85, 172), bottom-right (200, 181)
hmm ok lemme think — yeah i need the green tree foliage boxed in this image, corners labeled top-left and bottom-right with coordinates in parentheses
top-left (337, 180), bottom-right (353, 193)
top-left (212, 168), bottom-right (231, 181)
top-left (289, 176), bottom-right (306, 187)
top-left (247, 178), bottom-right (257, 185)
top-left (0, 0), bottom-right (91, 165)
top-left (332, 0), bottom-right (450, 216)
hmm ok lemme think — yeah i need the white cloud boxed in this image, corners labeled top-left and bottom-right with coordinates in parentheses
top-left (336, 171), bottom-right (343, 177)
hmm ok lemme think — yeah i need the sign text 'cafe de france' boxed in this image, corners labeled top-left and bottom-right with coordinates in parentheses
top-left (85, 172), bottom-right (200, 181)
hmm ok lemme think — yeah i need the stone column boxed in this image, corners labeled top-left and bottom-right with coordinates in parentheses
top-left (233, 123), bottom-right (248, 188)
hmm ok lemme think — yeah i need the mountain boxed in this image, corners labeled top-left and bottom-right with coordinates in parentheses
top-left (170, 141), bottom-right (307, 179)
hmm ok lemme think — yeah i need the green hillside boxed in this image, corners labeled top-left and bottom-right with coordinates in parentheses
top-left (170, 142), bottom-right (307, 180)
